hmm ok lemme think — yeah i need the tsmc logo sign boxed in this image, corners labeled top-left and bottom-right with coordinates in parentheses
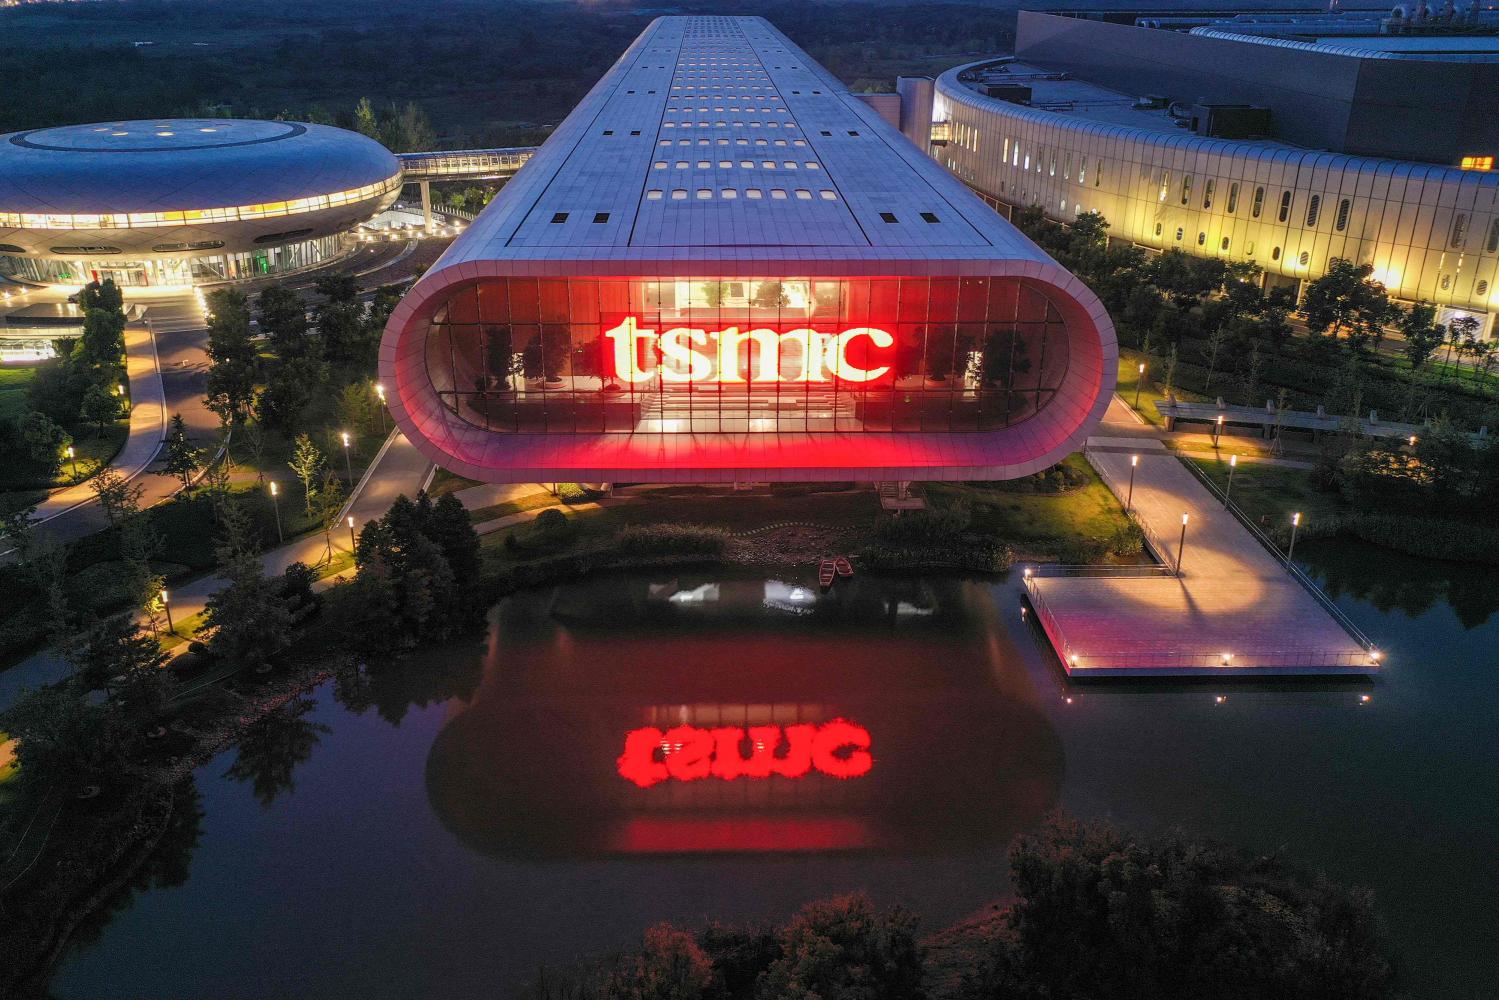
top-left (617, 720), bottom-right (874, 788)
top-left (604, 317), bottom-right (894, 385)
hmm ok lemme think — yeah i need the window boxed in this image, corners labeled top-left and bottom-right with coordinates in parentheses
top-left (1451, 213), bottom-right (1468, 248)
top-left (592, 212), bottom-right (610, 224)
top-left (1094, 158), bottom-right (1103, 187)
top-left (880, 212), bottom-right (898, 223)
top-left (1336, 198), bottom-right (1351, 232)
top-left (1227, 183), bottom-right (1239, 214)
top-left (1203, 179), bottom-right (1215, 210)
top-left (794, 189), bottom-right (812, 200)
top-left (1154, 222), bottom-right (1163, 237)
top-left (771, 189), bottom-right (788, 199)
top-left (1197, 232), bottom-right (1206, 246)
top-left (1305, 195), bottom-right (1321, 227)
top-left (1252, 186), bottom-right (1265, 219)
top-left (1271, 246), bottom-right (1281, 261)
top-left (1441, 273), bottom-right (1452, 290)
top-left (602, 130), bottom-right (614, 136)
top-left (1159, 171), bottom-right (1170, 202)
top-left (1299, 250), bottom-right (1310, 266)
top-left (1174, 227), bottom-right (1184, 241)
top-left (746, 188), bottom-right (763, 199)
top-left (1478, 280), bottom-right (1490, 296)
top-left (1221, 236), bottom-right (1230, 251)
top-left (550, 212), bottom-right (569, 224)
top-left (920, 211), bottom-right (939, 223)
top-left (646, 189), bottom-right (663, 201)
top-left (1278, 190), bottom-right (1292, 223)
top-left (1488, 219), bottom-right (1499, 253)
top-left (1180, 175), bottom-right (1192, 206)
top-left (670, 189), bottom-right (687, 200)
top-left (721, 188), bottom-right (737, 199)
top-left (821, 190), bottom-right (838, 201)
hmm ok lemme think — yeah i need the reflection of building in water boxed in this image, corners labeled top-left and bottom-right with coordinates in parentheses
top-left (424, 576), bottom-right (1062, 857)
top-left (551, 571), bottom-right (945, 628)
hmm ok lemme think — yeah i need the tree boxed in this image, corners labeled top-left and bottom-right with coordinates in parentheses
top-left (1447, 315), bottom-right (1482, 379)
top-left (353, 96), bottom-right (380, 139)
top-left (18, 410), bottom-right (69, 475)
top-left (757, 894), bottom-right (925, 1000)
top-left (313, 274), bottom-right (372, 367)
top-left (63, 612), bottom-right (171, 723)
top-left (316, 471), bottom-right (347, 562)
top-left (222, 695), bottom-right (329, 806)
top-left (1300, 258), bottom-right (1395, 351)
top-left (257, 285), bottom-right (310, 360)
top-left (607, 925), bottom-right (715, 1000)
top-left (427, 492), bottom-right (481, 585)
top-left (258, 354), bottom-right (328, 433)
top-left (79, 381), bottom-right (121, 437)
top-left (77, 277), bottom-right (124, 315)
top-left (75, 306), bottom-right (127, 370)
top-left (197, 551), bottom-right (294, 671)
top-left (978, 814), bottom-right (1395, 1000)
top-left (1399, 301), bottom-right (1446, 371)
top-left (0, 681), bottom-right (123, 786)
top-left (205, 288), bottom-right (259, 425)
top-left (90, 467), bottom-right (145, 525)
top-left (160, 412), bottom-right (201, 491)
top-left (288, 433), bottom-right (325, 517)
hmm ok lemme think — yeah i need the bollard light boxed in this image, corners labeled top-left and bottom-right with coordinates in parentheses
top-left (1226, 454), bottom-right (1238, 505)
top-left (1133, 362), bottom-right (1146, 409)
top-left (1127, 454), bottom-right (1139, 513)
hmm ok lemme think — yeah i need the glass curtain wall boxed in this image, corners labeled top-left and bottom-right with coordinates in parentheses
top-left (423, 276), bottom-right (1071, 434)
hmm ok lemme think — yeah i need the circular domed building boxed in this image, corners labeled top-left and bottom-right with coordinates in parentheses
top-left (0, 118), bottom-right (401, 287)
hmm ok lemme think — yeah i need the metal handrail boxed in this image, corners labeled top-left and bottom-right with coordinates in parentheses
top-left (1178, 457), bottom-right (1379, 654)
top-left (1082, 443), bottom-right (1180, 573)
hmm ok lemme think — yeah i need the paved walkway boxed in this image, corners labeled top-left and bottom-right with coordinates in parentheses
top-left (1025, 400), bottom-right (1375, 677)
top-left (451, 482), bottom-right (548, 511)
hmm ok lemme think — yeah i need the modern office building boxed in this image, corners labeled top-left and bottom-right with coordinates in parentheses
top-left (900, 10), bottom-right (1499, 335)
top-left (380, 15), bottom-right (1116, 485)
top-left (0, 119), bottom-right (401, 287)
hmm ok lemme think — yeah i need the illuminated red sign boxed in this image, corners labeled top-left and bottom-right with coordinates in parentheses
top-left (617, 719), bottom-right (873, 788)
top-left (603, 318), bottom-right (894, 385)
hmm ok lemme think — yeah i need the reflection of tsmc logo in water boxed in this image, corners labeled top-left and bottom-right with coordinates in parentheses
top-left (604, 317), bottom-right (894, 385)
top-left (617, 720), bottom-right (874, 788)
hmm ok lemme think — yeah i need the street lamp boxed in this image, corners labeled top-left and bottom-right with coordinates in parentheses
top-left (1226, 454), bottom-right (1238, 505)
top-left (161, 589), bottom-right (174, 635)
top-left (374, 382), bottom-right (388, 432)
top-left (1213, 414), bottom-right (1224, 448)
top-left (347, 515), bottom-right (357, 553)
top-left (1133, 362), bottom-right (1146, 409)
top-left (65, 444), bottom-right (76, 478)
top-left (1288, 511), bottom-right (1302, 564)
top-left (1408, 434), bottom-right (1418, 447)
top-left (341, 431), bottom-right (354, 484)
top-left (269, 481), bottom-right (283, 543)
top-left (1177, 512), bottom-right (1189, 575)
top-left (1127, 454), bottom-right (1138, 513)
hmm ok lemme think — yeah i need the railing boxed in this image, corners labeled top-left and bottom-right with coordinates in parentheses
top-left (1177, 456), bottom-right (1380, 656)
top-left (1022, 575), bottom-right (1376, 670)
top-left (1082, 443), bottom-right (1180, 573)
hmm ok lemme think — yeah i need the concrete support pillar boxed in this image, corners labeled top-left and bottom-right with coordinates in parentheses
top-left (419, 180), bottom-right (434, 231)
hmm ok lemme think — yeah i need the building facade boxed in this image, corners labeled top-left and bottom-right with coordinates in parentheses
top-left (0, 119), bottom-right (401, 288)
top-left (910, 11), bottom-right (1499, 335)
top-left (379, 16), bottom-right (1116, 485)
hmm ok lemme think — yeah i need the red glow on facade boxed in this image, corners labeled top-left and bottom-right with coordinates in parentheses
top-left (602, 317), bottom-right (895, 386)
top-left (617, 719), bottom-right (874, 788)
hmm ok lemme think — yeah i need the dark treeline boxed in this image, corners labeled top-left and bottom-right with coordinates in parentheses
top-left (0, 0), bottom-right (1011, 144)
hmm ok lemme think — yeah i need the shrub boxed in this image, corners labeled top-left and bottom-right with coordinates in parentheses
top-left (532, 507), bottom-right (574, 545)
top-left (612, 523), bottom-right (729, 556)
top-left (875, 505), bottom-right (971, 544)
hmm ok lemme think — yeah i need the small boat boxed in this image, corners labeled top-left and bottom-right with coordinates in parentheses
top-left (834, 556), bottom-right (854, 578)
top-left (818, 558), bottom-right (837, 590)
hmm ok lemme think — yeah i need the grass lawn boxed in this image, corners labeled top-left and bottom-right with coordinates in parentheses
top-left (1188, 455), bottom-right (1345, 531)
top-left (926, 453), bottom-right (1136, 559)
top-left (1117, 348), bottom-right (1211, 426)
top-left (466, 490), bottom-right (558, 525)
top-left (0, 732), bottom-right (17, 786)
top-left (429, 468), bottom-right (484, 498)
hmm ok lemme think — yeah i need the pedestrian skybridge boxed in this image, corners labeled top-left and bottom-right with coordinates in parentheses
top-left (398, 147), bottom-right (536, 182)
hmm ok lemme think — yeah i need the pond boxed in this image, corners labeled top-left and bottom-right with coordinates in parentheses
top-left (48, 547), bottom-right (1499, 999)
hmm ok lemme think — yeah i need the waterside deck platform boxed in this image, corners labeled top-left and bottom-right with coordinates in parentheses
top-left (1025, 438), bottom-right (1379, 678)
